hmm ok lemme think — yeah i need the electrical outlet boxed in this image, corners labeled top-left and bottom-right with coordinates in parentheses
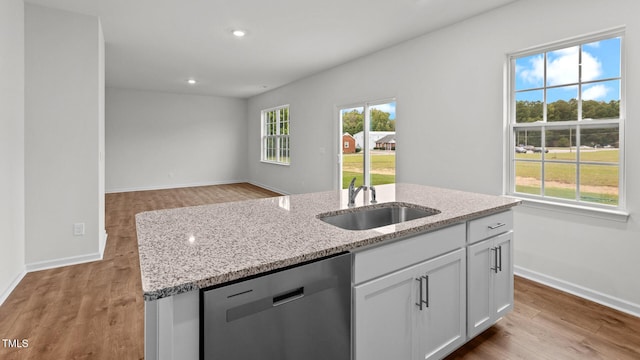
top-left (73, 223), bottom-right (85, 236)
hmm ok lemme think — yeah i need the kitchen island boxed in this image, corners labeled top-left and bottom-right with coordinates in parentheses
top-left (136, 183), bottom-right (520, 359)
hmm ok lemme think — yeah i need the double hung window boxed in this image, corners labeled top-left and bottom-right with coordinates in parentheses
top-left (507, 30), bottom-right (625, 211)
top-left (261, 105), bottom-right (290, 165)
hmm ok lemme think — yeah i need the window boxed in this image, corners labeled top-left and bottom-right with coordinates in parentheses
top-left (507, 30), bottom-right (624, 211)
top-left (261, 105), bottom-right (290, 165)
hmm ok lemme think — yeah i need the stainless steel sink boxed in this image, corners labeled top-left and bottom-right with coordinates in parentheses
top-left (317, 202), bottom-right (440, 231)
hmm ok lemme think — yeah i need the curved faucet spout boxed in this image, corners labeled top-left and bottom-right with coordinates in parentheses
top-left (348, 177), bottom-right (366, 207)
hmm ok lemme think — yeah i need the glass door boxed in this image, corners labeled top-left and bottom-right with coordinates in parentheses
top-left (339, 100), bottom-right (396, 189)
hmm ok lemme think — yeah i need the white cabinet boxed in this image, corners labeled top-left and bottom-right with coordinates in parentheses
top-left (353, 261), bottom-right (417, 360)
top-left (353, 224), bottom-right (466, 360)
top-left (467, 215), bottom-right (513, 338)
top-left (416, 249), bottom-right (466, 360)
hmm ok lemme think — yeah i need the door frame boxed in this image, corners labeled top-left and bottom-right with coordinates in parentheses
top-left (335, 98), bottom-right (396, 190)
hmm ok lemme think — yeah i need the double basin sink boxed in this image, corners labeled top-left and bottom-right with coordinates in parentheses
top-left (317, 202), bottom-right (440, 231)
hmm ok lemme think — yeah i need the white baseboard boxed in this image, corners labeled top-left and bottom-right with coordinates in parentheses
top-left (247, 181), bottom-right (289, 195)
top-left (0, 270), bottom-right (27, 306)
top-left (25, 251), bottom-right (104, 273)
top-left (515, 266), bottom-right (640, 318)
top-left (106, 179), bottom-right (248, 194)
top-left (3, 233), bottom-right (109, 306)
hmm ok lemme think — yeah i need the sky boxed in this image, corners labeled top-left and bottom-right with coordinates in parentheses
top-left (515, 37), bottom-right (621, 102)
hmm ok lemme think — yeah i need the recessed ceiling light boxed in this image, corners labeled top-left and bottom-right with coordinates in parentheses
top-left (232, 30), bottom-right (246, 38)
top-left (187, 79), bottom-right (197, 85)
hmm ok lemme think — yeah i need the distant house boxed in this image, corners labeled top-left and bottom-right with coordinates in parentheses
top-left (375, 134), bottom-right (396, 150)
top-left (342, 133), bottom-right (356, 154)
top-left (353, 131), bottom-right (395, 150)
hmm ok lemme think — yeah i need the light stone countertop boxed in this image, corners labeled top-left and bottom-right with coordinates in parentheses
top-left (135, 183), bottom-right (520, 301)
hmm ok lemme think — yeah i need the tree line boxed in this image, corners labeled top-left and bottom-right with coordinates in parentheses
top-left (516, 100), bottom-right (619, 148)
top-left (516, 99), bottom-right (620, 123)
top-left (342, 109), bottom-right (395, 135)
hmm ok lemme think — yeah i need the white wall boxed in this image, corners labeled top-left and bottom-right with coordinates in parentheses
top-left (0, 0), bottom-right (25, 304)
top-left (248, 0), bottom-right (640, 313)
top-left (106, 88), bottom-right (248, 192)
top-left (25, 4), bottom-right (105, 268)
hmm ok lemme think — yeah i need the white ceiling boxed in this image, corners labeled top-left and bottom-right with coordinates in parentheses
top-left (26, 0), bottom-right (517, 98)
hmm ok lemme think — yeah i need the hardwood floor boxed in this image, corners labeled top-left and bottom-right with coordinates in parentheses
top-left (446, 275), bottom-right (640, 359)
top-left (0, 183), bottom-right (280, 360)
top-left (1, 183), bottom-right (639, 359)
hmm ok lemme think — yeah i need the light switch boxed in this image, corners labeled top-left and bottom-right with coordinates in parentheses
top-left (73, 223), bottom-right (85, 236)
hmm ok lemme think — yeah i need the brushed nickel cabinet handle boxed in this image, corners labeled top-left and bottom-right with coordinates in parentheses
top-left (491, 247), bottom-right (499, 274)
top-left (424, 275), bottom-right (429, 308)
top-left (415, 276), bottom-right (428, 310)
top-left (488, 223), bottom-right (506, 230)
top-left (415, 277), bottom-right (424, 310)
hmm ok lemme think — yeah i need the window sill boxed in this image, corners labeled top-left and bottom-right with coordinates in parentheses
top-left (260, 160), bottom-right (290, 167)
top-left (504, 195), bottom-right (629, 222)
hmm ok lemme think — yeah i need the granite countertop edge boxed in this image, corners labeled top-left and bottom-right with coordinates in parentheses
top-left (137, 184), bottom-right (521, 301)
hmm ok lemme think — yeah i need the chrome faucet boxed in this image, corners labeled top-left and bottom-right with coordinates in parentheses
top-left (348, 177), bottom-right (366, 207)
top-left (370, 186), bottom-right (377, 204)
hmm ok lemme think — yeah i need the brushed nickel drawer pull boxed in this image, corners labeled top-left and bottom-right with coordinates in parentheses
top-left (488, 222), bottom-right (506, 230)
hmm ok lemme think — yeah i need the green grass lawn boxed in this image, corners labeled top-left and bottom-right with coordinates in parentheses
top-left (342, 171), bottom-right (396, 188)
top-left (342, 153), bottom-right (395, 170)
top-left (515, 150), bottom-right (618, 187)
top-left (340, 150), bottom-right (618, 205)
top-left (515, 149), bottom-right (619, 205)
top-left (342, 153), bottom-right (396, 188)
top-left (515, 162), bottom-right (618, 187)
top-left (516, 184), bottom-right (618, 205)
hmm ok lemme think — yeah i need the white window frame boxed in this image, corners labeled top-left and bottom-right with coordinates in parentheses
top-left (505, 28), bottom-right (628, 219)
top-left (261, 104), bottom-right (290, 165)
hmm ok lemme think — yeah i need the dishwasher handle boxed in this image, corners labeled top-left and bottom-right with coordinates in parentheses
top-left (273, 287), bottom-right (304, 307)
top-left (225, 277), bottom-right (337, 322)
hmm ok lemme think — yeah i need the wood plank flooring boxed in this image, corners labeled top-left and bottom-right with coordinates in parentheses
top-left (1, 183), bottom-right (639, 359)
top-left (446, 276), bottom-right (640, 360)
top-left (0, 183), bottom-right (280, 360)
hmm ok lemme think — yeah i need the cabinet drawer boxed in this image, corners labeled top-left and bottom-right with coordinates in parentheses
top-left (353, 223), bottom-right (465, 284)
top-left (467, 210), bottom-right (513, 244)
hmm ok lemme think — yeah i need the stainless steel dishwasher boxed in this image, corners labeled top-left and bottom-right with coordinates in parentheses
top-left (201, 252), bottom-right (351, 360)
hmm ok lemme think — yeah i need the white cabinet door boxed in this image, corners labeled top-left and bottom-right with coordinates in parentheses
top-left (416, 248), bottom-right (466, 360)
top-left (493, 233), bottom-right (514, 319)
top-left (467, 232), bottom-right (513, 338)
top-left (354, 249), bottom-right (466, 360)
top-left (353, 262), bottom-right (417, 360)
top-left (467, 238), bottom-right (493, 337)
